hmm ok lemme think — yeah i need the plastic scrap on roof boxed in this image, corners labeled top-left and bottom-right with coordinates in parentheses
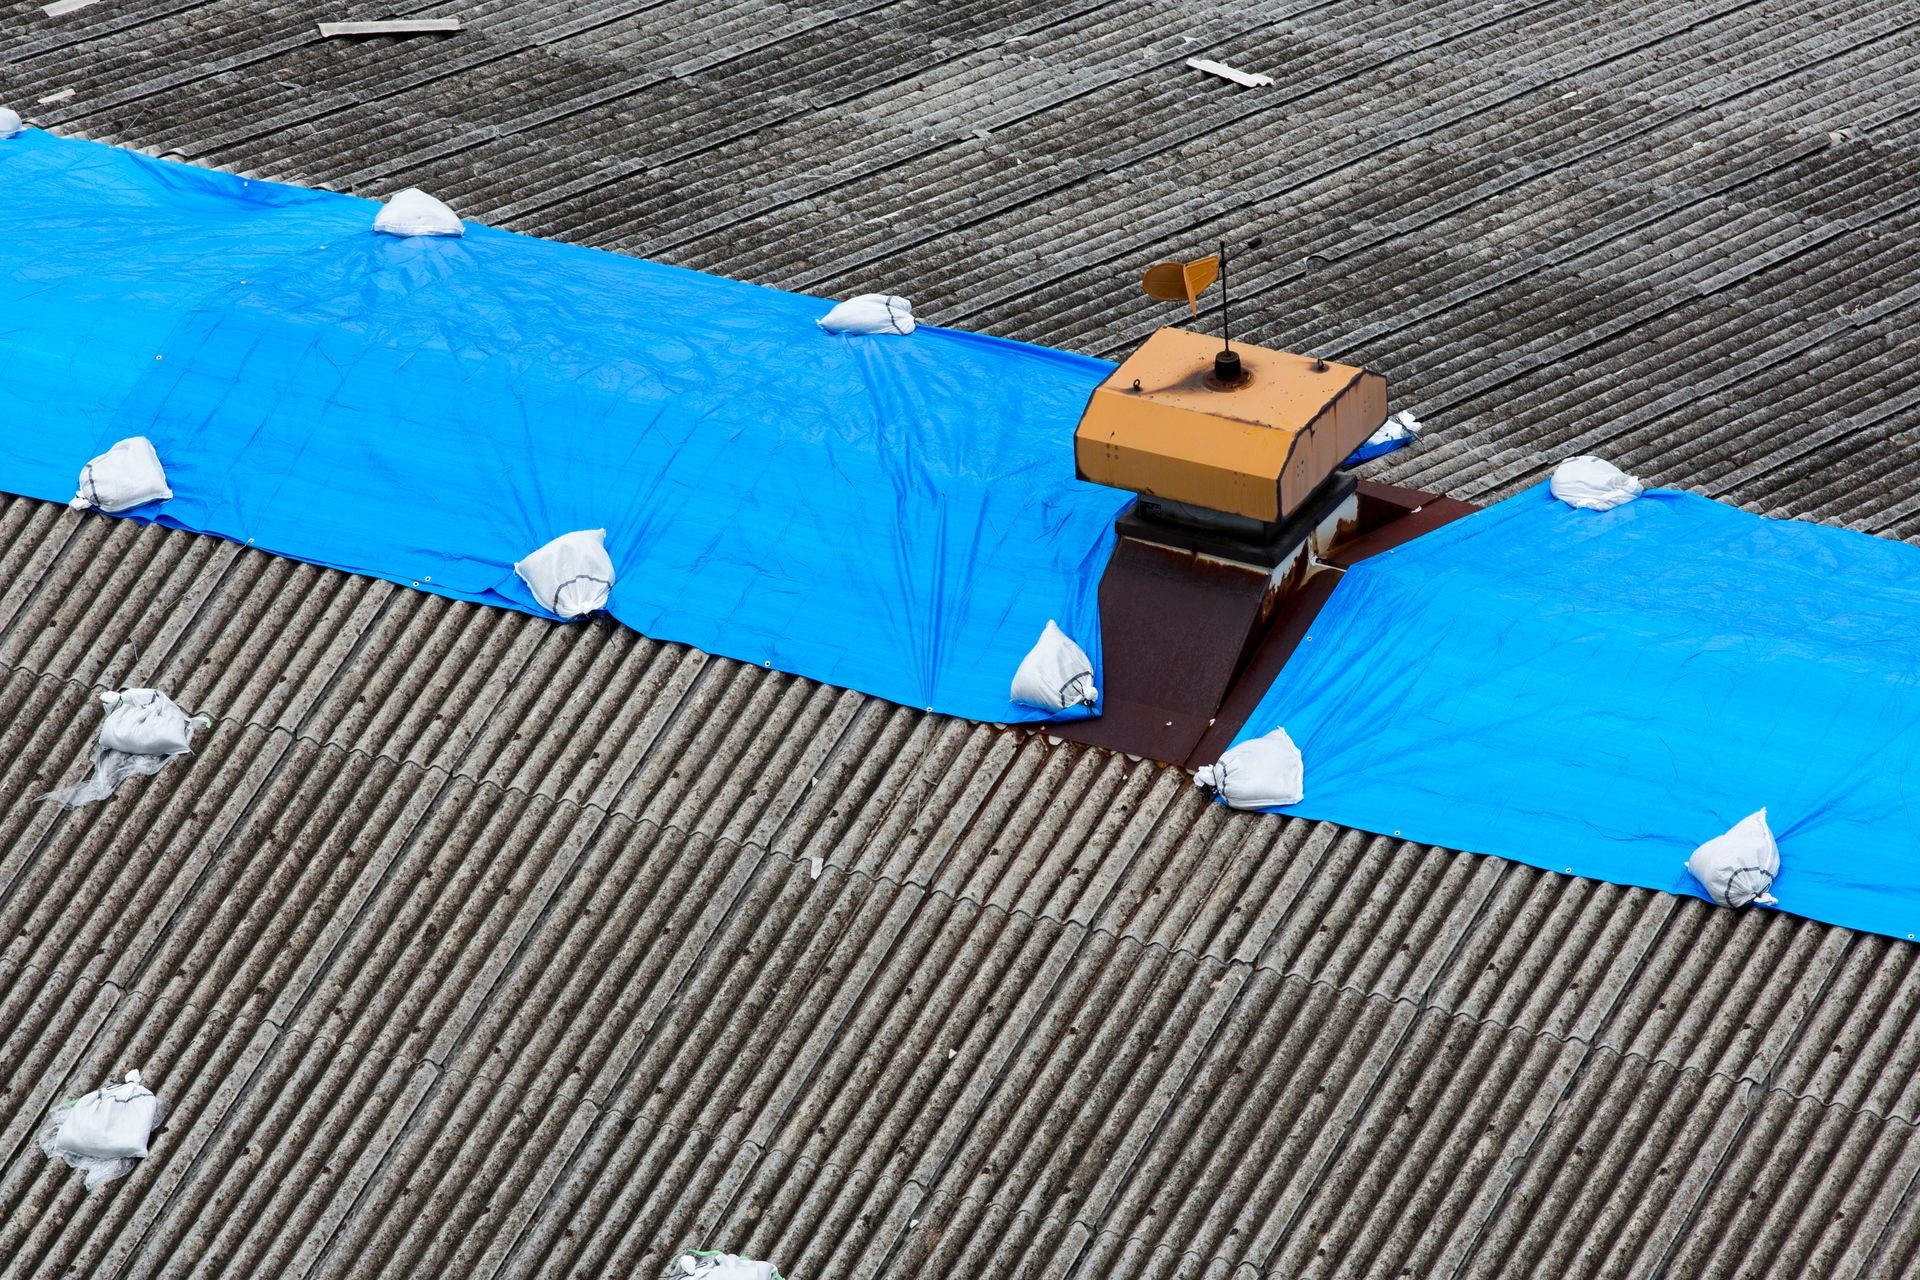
top-left (1230, 480), bottom-right (1920, 942)
top-left (0, 130), bottom-right (1130, 724)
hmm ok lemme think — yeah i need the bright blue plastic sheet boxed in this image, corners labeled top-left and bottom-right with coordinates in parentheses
top-left (0, 131), bottom-right (1128, 722)
top-left (1238, 481), bottom-right (1920, 941)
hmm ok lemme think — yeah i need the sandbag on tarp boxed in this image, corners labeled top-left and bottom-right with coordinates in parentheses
top-left (1010, 619), bottom-right (1098, 711)
top-left (1688, 809), bottom-right (1780, 908)
top-left (1550, 455), bottom-right (1643, 510)
top-left (41, 689), bottom-right (211, 809)
top-left (39, 1070), bottom-right (168, 1190)
top-left (0, 132), bottom-right (1122, 725)
top-left (1196, 727), bottom-right (1305, 809)
top-left (1226, 480), bottom-right (1920, 941)
top-left (817, 293), bottom-right (915, 335)
top-left (373, 187), bottom-right (462, 237)
top-left (72, 435), bottom-right (172, 513)
top-left (0, 108), bottom-right (21, 139)
top-left (515, 528), bottom-right (614, 619)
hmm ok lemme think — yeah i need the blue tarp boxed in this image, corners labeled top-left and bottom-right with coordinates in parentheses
top-left (1237, 481), bottom-right (1920, 940)
top-left (0, 131), bottom-right (1128, 722)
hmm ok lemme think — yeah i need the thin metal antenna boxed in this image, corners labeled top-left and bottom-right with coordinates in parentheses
top-left (1219, 238), bottom-right (1230, 352)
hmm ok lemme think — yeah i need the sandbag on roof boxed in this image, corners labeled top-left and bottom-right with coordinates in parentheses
top-left (39, 1069), bottom-right (168, 1190)
top-left (0, 107), bottom-right (22, 139)
top-left (41, 689), bottom-right (211, 809)
top-left (1688, 809), bottom-right (1781, 908)
top-left (373, 186), bottom-right (463, 237)
top-left (1010, 619), bottom-right (1097, 711)
top-left (515, 528), bottom-right (614, 619)
top-left (817, 293), bottom-right (915, 335)
top-left (1550, 455), bottom-right (1643, 510)
top-left (676, 1251), bottom-right (782, 1280)
top-left (1196, 727), bottom-right (1305, 809)
top-left (71, 435), bottom-right (171, 513)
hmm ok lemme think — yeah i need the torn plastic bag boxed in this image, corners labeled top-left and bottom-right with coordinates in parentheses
top-left (1009, 619), bottom-right (1097, 711)
top-left (1687, 809), bottom-right (1781, 907)
top-left (514, 528), bottom-right (614, 618)
top-left (0, 107), bottom-right (22, 139)
top-left (373, 187), bottom-right (463, 237)
top-left (41, 689), bottom-right (211, 809)
top-left (1550, 455), bottom-right (1644, 511)
top-left (1345, 409), bottom-right (1425, 466)
top-left (71, 436), bottom-right (172, 513)
top-left (676, 1252), bottom-right (782, 1280)
top-left (817, 293), bottom-right (915, 335)
top-left (39, 1069), bottom-right (168, 1190)
top-left (1195, 727), bottom-right (1305, 809)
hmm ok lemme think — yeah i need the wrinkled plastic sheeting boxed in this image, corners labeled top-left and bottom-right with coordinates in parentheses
top-left (373, 187), bottom-right (462, 237)
top-left (1689, 809), bottom-right (1780, 907)
top-left (39, 1070), bottom-right (168, 1190)
top-left (41, 689), bottom-right (209, 809)
top-left (1550, 455), bottom-right (1643, 510)
top-left (818, 293), bottom-right (915, 335)
top-left (1228, 481), bottom-right (1920, 940)
top-left (1196, 727), bottom-right (1304, 809)
top-left (72, 435), bottom-right (172, 512)
top-left (0, 133), bottom-right (1126, 724)
top-left (1009, 619), bottom-right (1097, 711)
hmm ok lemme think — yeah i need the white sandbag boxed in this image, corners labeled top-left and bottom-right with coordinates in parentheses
top-left (1365, 408), bottom-right (1424, 449)
top-left (0, 107), bottom-right (23, 139)
top-left (1010, 619), bottom-right (1097, 711)
top-left (40, 689), bottom-right (212, 809)
top-left (373, 187), bottom-right (464, 237)
top-left (817, 293), bottom-right (915, 335)
top-left (99, 688), bottom-right (199, 756)
top-left (1195, 727), bottom-right (1305, 809)
top-left (1550, 455), bottom-right (1644, 511)
top-left (71, 436), bottom-right (173, 513)
top-left (1686, 808), bottom-right (1780, 907)
top-left (39, 1069), bottom-right (167, 1190)
top-left (515, 528), bottom-right (614, 618)
top-left (677, 1253), bottom-right (780, 1280)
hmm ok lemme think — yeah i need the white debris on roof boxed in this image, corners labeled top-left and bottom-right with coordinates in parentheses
top-left (1186, 57), bottom-right (1274, 88)
top-left (676, 1252), bottom-right (781, 1280)
top-left (0, 107), bottom-right (22, 138)
top-left (39, 1069), bottom-right (168, 1190)
top-left (42, 0), bottom-right (100, 17)
top-left (1550, 455), bottom-right (1644, 510)
top-left (37, 88), bottom-right (77, 105)
top-left (40, 689), bottom-right (212, 809)
top-left (1687, 808), bottom-right (1781, 907)
top-left (817, 293), bottom-right (915, 335)
top-left (1010, 619), bottom-right (1098, 711)
top-left (373, 187), bottom-right (464, 237)
top-left (515, 528), bottom-right (615, 618)
top-left (72, 435), bottom-right (173, 513)
top-left (318, 18), bottom-right (463, 37)
top-left (1196, 727), bottom-right (1305, 809)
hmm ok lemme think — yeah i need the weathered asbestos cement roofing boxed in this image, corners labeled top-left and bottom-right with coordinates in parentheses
top-left (4, 1), bottom-right (1920, 1277)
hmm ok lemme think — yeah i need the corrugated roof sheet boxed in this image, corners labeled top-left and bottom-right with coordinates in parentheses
top-left (5, 0), bottom-right (1920, 1275)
